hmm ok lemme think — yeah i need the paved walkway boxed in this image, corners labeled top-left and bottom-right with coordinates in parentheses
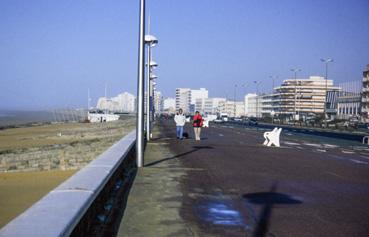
top-left (117, 125), bottom-right (195, 237)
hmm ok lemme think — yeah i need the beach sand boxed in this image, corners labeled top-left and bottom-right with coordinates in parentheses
top-left (0, 170), bottom-right (76, 228)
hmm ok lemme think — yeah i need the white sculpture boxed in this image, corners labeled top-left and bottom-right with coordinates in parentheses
top-left (263, 127), bottom-right (282, 147)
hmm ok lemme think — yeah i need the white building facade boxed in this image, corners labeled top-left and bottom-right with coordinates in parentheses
top-left (175, 88), bottom-right (208, 114)
top-left (195, 97), bottom-right (226, 115)
top-left (218, 100), bottom-right (245, 118)
top-left (153, 91), bottom-right (163, 114)
top-left (96, 92), bottom-right (136, 113)
top-left (163, 97), bottom-right (176, 114)
top-left (274, 76), bottom-right (340, 119)
top-left (244, 94), bottom-right (263, 118)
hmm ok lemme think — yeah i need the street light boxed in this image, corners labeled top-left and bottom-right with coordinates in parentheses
top-left (145, 34), bottom-right (158, 141)
top-left (290, 68), bottom-right (301, 122)
top-left (234, 84), bottom-right (237, 118)
top-left (241, 84), bottom-right (248, 117)
top-left (149, 61), bottom-right (158, 68)
top-left (136, 0), bottom-right (146, 168)
top-left (253, 81), bottom-right (261, 118)
top-left (269, 75), bottom-right (279, 122)
top-left (321, 58), bottom-right (333, 127)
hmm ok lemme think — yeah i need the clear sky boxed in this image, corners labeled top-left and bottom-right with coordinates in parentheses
top-left (1, 0), bottom-right (368, 110)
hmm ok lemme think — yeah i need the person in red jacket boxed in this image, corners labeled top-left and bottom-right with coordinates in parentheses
top-left (193, 111), bottom-right (203, 141)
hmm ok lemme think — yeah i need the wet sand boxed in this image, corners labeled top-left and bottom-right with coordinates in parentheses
top-left (0, 170), bottom-right (76, 228)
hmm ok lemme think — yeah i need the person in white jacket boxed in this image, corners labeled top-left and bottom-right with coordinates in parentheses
top-left (174, 109), bottom-right (186, 139)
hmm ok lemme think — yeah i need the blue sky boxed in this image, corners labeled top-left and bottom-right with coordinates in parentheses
top-left (0, 0), bottom-right (368, 109)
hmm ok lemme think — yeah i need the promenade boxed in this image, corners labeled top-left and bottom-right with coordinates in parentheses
top-left (118, 119), bottom-right (369, 237)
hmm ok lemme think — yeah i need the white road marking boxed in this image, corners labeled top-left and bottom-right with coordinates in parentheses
top-left (360, 155), bottom-right (369, 160)
top-left (284, 141), bottom-right (301, 146)
top-left (304, 143), bottom-right (322, 148)
top-left (350, 159), bottom-right (369, 165)
top-left (219, 134), bottom-right (224, 137)
top-left (326, 171), bottom-right (345, 179)
top-left (328, 154), bottom-right (345, 160)
top-left (316, 149), bottom-right (326, 152)
top-left (323, 144), bottom-right (338, 149)
top-left (342, 150), bottom-right (355, 154)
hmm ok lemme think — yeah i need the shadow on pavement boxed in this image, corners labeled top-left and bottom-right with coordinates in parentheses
top-left (243, 183), bottom-right (303, 237)
top-left (145, 146), bottom-right (214, 167)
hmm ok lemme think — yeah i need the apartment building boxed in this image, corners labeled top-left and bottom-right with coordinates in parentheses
top-left (175, 88), bottom-right (208, 114)
top-left (274, 76), bottom-right (340, 119)
top-left (244, 94), bottom-right (263, 118)
top-left (163, 97), bottom-right (176, 114)
top-left (96, 92), bottom-right (136, 112)
top-left (195, 97), bottom-right (226, 114)
top-left (218, 100), bottom-right (245, 118)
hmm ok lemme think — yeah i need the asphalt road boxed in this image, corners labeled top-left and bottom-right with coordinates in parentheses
top-left (157, 119), bottom-right (369, 237)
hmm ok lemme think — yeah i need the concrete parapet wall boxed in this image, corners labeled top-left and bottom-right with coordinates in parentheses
top-left (0, 130), bottom-right (136, 237)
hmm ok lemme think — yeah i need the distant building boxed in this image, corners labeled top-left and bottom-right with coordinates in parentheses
top-left (274, 76), bottom-right (340, 119)
top-left (97, 97), bottom-right (119, 112)
top-left (335, 80), bottom-right (361, 120)
top-left (361, 65), bottom-right (369, 122)
top-left (195, 97), bottom-right (226, 115)
top-left (261, 93), bottom-right (277, 117)
top-left (153, 91), bottom-right (163, 114)
top-left (96, 92), bottom-right (136, 112)
top-left (175, 88), bottom-right (208, 114)
top-left (175, 88), bottom-right (191, 113)
top-left (218, 100), bottom-right (244, 118)
top-left (163, 97), bottom-right (176, 114)
top-left (244, 94), bottom-right (262, 118)
top-left (113, 92), bottom-right (136, 112)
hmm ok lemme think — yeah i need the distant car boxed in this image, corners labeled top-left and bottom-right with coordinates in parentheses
top-left (214, 119), bottom-right (223, 123)
top-left (357, 123), bottom-right (369, 129)
top-left (234, 118), bottom-right (242, 122)
top-left (245, 118), bottom-right (258, 126)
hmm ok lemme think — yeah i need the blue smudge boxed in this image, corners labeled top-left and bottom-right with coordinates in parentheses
top-left (196, 200), bottom-right (245, 227)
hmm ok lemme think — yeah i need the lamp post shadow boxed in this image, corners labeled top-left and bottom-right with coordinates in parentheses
top-left (145, 146), bottom-right (214, 167)
top-left (243, 182), bottom-right (303, 237)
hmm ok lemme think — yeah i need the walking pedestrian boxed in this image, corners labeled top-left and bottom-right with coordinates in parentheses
top-left (193, 111), bottom-right (203, 141)
top-left (174, 109), bottom-right (186, 139)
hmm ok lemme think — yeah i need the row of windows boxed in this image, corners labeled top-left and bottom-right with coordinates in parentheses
top-left (338, 107), bottom-right (360, 115)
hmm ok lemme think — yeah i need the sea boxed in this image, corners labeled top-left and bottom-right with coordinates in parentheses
top-left (0, 109), bottom-right (88, 127)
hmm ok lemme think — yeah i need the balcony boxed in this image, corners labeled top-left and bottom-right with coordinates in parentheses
top-left (362, 87), bottom-right (369, 92)
top-left (362, 97), bottom-right (369, 103)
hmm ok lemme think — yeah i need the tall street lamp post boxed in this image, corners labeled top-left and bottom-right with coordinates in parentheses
top-left (254, 81), bottom-right (261, 118)
top-left (269, 75), bottom-right (279, 119)
top-left (321, 58), bottom-right (333, 128)
top-left (290, 68), bottom-right (301, 122)
top-left (145, 34), bottom-right (158, 141)
top-left (136, 0), bottom-right (145, 167)
top-left (149, 61), bottom-right (158, 124)
top-left (234, 84), bottom-right (237, 118)
top-left (241, 84), bottom-right (248, 117)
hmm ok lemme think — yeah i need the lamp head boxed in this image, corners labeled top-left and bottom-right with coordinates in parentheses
top-left (150, 61), bottom-right (158, 67)
top-left (145, 34), bottom-right (158, 46)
